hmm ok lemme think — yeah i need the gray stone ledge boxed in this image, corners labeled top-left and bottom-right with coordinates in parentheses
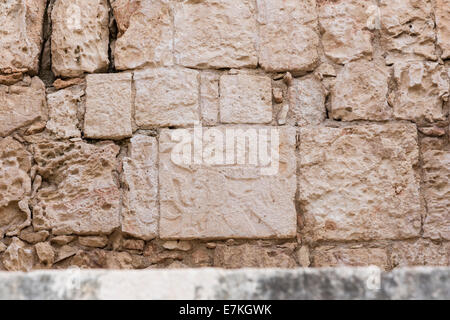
top-left (0, 267), bottom-right (448, 300)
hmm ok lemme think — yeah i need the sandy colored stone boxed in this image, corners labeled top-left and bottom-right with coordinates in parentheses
top-left (418, 127), bottom-right (446, 137)
top-left (19, 227), bottom-right (49, 244)
top-left (219, 74), bottom-right (272, 124)
top-left (134, 68), bottom-right (199, 128)
top-left (331, 60), bottom-right (392, 121)
top-left (1, 238), bottom-right (33, 271)
top-left (159, 126), bottom-right (297, 240)
top-left (162, 241), bottom-right (192, 252)
top-left (50, 235), bottom-right (75, 246)
top-left (313, 246), bottom-right (389, 270)
top-left (113, 0), bottom-right (173, 70)
top-left (46, 86), bottom-right (84, 139)
top-left (0, 72), bottom-right (23, 85)
top-left (84, 73), bottom-right (132, 139)
top-left (122, 239), bottom-right (145, 251)
top-left (200, 72), bottom-right (219, 126)
top-left (53, 78), bottom-right (84, 90)
top-left (122, 135), bottom-right (158, 240)
top-left (0, 137), bottom-right (32, 238)
top-left (55, 245), bottom-right (78, 262)
top-left (391, 240), bottom-right (449, 267)
top-left (299, 123), bottom-right (423, 242)
top-left (0, 0), bottom-right (46, 74)
top-left (31, 137), bottom-right (121, 236)
top-left (0, 242), bottom-right (6, 253)
top-left (435, 0), bottom-right (450, 59)
top-left (288, 76), bottom-right (326, 126)
top-left (318, 0), bottom-right (374, 64)
top-left (421, 138), bottom-right (450, 240)
top-left (214, 244), bottom-right (296, 268)
top-left (0, 77), bottom-right (47, 137)
top-left (174, 0), bottom-right (258, 69)
top-left (78, 236), bottom-right (108, 248)
top-left (379, 0), bottom-right (436, 64)
top-left (257, 0), bottom-right (319, 73)
top-left (392, 62), bottom-right (448, 123)
top-left (51, 0), bottom-right (109, 77)
top-left (34, 242), bottom-right (54, 265)
top-left (297, 246), bottom-right (310, 267)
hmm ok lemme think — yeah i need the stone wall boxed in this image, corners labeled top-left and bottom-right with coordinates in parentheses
top-left (0, 0), bottom-right (448, 272)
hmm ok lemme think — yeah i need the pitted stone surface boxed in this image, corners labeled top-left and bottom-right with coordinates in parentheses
top-left (313, 246), bottom-right (389, 270)
top-left (173, 0), bottom-right (258, 69)
top-left (51, 0), bottom-right (109, 77)
top-left (299, 123), bottom-right (423, 242)
top-left (435, 0), bottom-right (450, 59)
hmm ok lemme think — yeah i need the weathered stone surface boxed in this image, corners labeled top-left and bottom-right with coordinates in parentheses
top-left (288, 76), bottom-right (326, 126)
top-left (299, 123), bottom-right (423, 241)
top-left (113, 0), bottom-right (173, 70)
top-left (0, 0), bottom-right (46, 74)
top-left (214, 244), bottom-right (296, 268)
top-left (173, 0), bottom-right (258, 69)
top-left (31, 136), bottom-right (121, 235)
top-left (331, 60), bottom-right (392, 121)
top-left (46, 86), bottom-right (84, 139)
top-left (162, 241), bottom-right (192, 252)
top-left (134, 68), bottom-right (199, 128)
top-left (0, 77), bottom-right (47, 137)
top-left (34, 242), bottom-right (54, 266)
top-left (1, 238), bottom-right (33, 271)
top-left (78, 236), bottom-right (108, 248)
top-left (51, 0), bottom-right (109, 77)
top-left (318, 0), bottom-right (373, 64)
top-left (19, 227), bottom-right (49, 244)
top-left (379, 0), bottom-right (436, 64)
top-left (219, 74), bottom-right (272, 124)
top-left (392, 62), bottom-right (448, 123)
top-left (53, 78), bottom-right (84, 90)
top-left (50, 236), bottom-right (75, 246)
top-left (421, 138), bottom-right (450, 240)
top-left (391, 240), bottom-right (449, 267)
top-left (0, 137), bottom-right (32, 238)
top-left (159, 126), bottom-right (297, 239)
top-left (55, 245), bottom-right (78, 263)
top-left (257, 0), bottom-right (319, 73)
top-left (84, 73), bottom-right (132, 139)
top-left (0, 73), bottom-right (23, 85)
top-left (200, 72), bottom-right (219, 126)
top-left (122, 239), bottom-right (144, 251)
top-left (435, 0), bottom-right (450, 59)
top-left (122, 135), bottom-right (158, 240)
top-left (313, 246), bottom-right (389, 270)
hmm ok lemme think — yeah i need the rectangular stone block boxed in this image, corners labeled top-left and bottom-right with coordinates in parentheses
top-left (435, 0), bottom-right (450, 59)
top-left (299, 123), bottom-right (423, 242)
top-left (113, 0), bottom-right (173, 70)
top-left (257, 0), bottom-right (319, 73)
top-left (391, 240), bottom-right (449, 267)
top-left (51, 0), bottom-right (109, 77)
top-left (174, 0), bottom-right (258, 69)
top-left (0, 77), bottom-right (47, 137)
top-left (200, 72), bottom-right (219, 126)
top-left (134, 68), bottom-right (200, 128)
top-left (84, 73), bottom-right (132, 140)
top-left (0, 0), bottom-right (46, 74)
top-left (159, 126), bottom-right (297, 240)
top-left (122, 135), bottom-right (158, 240)
top-left (313, 246), bottom-right (389, 270)
top-left (220, 74), bottom-right (272, 124)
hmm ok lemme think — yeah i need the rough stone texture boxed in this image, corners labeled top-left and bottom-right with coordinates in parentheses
top-left (299, 123), bottom-right (423, 242)
top-left (159, 126), bottom-right (297, 239)
top-left (257, 0), bottom-right (319, 73)
top-left (331, 60), bottom-right (392, 121)
top-left (46, 86), bottom-right (84, 139)
top-left (392, 62), bottom-right (449, 123)
top-left (200, 72), bottom-right (219, 126)
top-left (134, 68), bottom-right (199, 128)
top-left (0, 0), bottom-right (46, 75)
top-left (34, 242), bottom-right (54, 265)
top-left (31, 136), bottom-right (121, 236)
top-left (318, 0), bottom-right (374, 64)
top-left (435, 0), bottom-right (450, 59)
top-left (288, 76), bottom-right (327, 126)
top-left (113, 0), bottom-right (173, 70)
top-left (84, 73), bottom-right (132, 139)
top-left (0, 137), bottom-right (32, 238)
top-left (421, 138), bottom-right (450, 240)
top-left (122, 135), bottom-right (158, 240)
top-left (173, 0), bottom-right (258, 69)
top-left (219, 74), bottom-right (272, 124)
top-left (379, 0), bottom-right (436, 64)
top-left (0, 77), bottom-right (47, 137)
top-left (214, 244), bottom-right (296, 268)
top-left (1, 238), bottom-right (33, 271)
top-left (391, 240), bottom-right (449, 267)
top-left (51, 0), bottom-right (109, 77)
top-left (78, 236), bottom-right (108, 248)
top-left (313, 246), bottom-right (389, 270)
top-left (0, 267), bottom-right (449, 299)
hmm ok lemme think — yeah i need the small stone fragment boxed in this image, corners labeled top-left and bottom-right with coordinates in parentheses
top-left (162, 241), bottom-right (192, 252)
top-left (297, 246), bottom-right (310, 267)
top-left (53, 78), bottom-right (84, 90)
top-left (1, 237), bottom-right (34, 271)
top-left (50, 236), bottom-right (75, 246)
top-left (122, 239), bottom-right (145, 251)
top-left (55, 245), bottom-right (78, 263)
top-left (78, 236), bottom-right (108, 248)
top-left (19, 228), bottom-right (49, 244)
top-left (35, 242), bottom-right (54, 266)
top-left (272, 87), bottom-right (283, 104)
top-left (192, 248), bottom-right (211, 265)
top-left (418, 127), bottom-right (446, 137)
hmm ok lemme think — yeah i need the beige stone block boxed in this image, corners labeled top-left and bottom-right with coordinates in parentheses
top-left (313, 246), bottom-right (389, 270)
top-left (391, 239), bottom-right (449, 267)
top-left (84, 73), bottom-right (132, 139)
top-left (435, 0), bottom-right (450, 59)
top-left (200, 72), bottom-right (219, 126)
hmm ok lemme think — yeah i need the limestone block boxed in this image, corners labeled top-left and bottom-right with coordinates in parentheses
top-left (435, 0), bottom-right (450, 59)
top-left (391, 240), bottom-right (449, 267)
top-left (313, 246), bottom-right (389, 270)
top-left (200, 72), bottom-right (219, 126)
